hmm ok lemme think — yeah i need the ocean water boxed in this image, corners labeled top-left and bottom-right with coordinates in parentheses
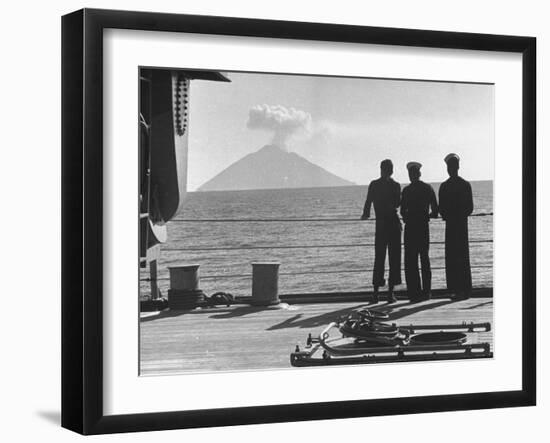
top-left (140, 181), bottom-right (493, 298)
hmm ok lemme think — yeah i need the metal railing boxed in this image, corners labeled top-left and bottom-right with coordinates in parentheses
top-left (168, 212), bottom-right (493, 223)
top-left (140, 212), bottom-right (493, 286)
top-left (161, 239), bottom-right (492, 252)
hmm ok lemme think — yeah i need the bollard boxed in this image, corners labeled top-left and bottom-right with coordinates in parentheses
top-left (251, 262), bottom-right (280, 306)
top-left (169, 264), bottom-right (200, 290)
top-left (168, 264), bottom-right (205, 310)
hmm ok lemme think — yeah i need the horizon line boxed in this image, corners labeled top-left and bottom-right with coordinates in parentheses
top-left (188, 179), bottom-right (493, 193)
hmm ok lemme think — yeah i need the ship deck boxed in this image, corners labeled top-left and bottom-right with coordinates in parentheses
top-left (140, 293), bottom-right (493, 375)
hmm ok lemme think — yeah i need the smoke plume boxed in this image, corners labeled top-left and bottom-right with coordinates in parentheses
top-left (247, 104), bottom-right (312, 149)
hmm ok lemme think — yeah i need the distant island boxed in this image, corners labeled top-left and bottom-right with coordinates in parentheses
top-left (198, 145), bottom-right (355, 191)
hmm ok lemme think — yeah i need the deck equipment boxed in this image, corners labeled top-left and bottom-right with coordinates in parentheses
top-left (290, 309), bottom-right (492, 366)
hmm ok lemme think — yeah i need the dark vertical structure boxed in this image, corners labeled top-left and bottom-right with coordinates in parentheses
top-left (139, 74), bottom-right (152, 263)
top-left (139, 68), bottom-right (230, 298)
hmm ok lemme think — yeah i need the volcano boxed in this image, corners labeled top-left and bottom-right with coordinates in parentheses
top-left (198, 145), bottom-right (355, 191)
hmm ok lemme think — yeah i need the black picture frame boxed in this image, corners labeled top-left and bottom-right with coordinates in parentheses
top-left (61, 8), bottom-right (536, 435)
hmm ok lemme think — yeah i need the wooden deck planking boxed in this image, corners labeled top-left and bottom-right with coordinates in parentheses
top-left (140, 298), bottom-right (493, 375)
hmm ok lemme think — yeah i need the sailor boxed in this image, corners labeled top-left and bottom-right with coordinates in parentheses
top-left (438, 154), bottom-right (474, 299)
top-left (361, 159), bottom-right (402, 304)
top-left (400, 162), bottom-right (438, 302)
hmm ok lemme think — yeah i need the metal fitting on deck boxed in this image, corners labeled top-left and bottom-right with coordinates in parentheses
top-left (250, 262), bottom-right (281, 306)
top-left (167, 264), bottom-right (205, 310)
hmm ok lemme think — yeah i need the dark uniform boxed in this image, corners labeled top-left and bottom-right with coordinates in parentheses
top-left (400, 180), bottom-right (438, 299)
top-left (438, 176), bottom-right (473, 294)
top-left (362, 178), bottom-right (402, 288)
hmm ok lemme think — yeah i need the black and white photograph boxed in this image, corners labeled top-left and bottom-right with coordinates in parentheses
top-left (1, 0), bottom-right (546, 440)
top-left (138, 68), bottom-right (494, 375)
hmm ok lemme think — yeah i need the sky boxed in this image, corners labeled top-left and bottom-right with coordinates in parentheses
top-left (186, 71), bottom-right (494, 191)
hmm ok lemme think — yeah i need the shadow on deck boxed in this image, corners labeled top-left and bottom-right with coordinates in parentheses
top-left (140, 297), bottom-right (484, 331)
top-left (139, 294), bottom-right (494, 375)
top-left (265, 299), bottom-right (460, 331)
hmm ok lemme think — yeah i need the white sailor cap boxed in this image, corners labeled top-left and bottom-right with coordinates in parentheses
top-left (444, 153), bottom-right (460, 164)
top-left (406, 161), bottom-right (422, 171)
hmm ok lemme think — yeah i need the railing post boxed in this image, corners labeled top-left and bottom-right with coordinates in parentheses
top-left (168, 264), bottom-right (205, 310)
top-left (251, 262), bottom-right (280, 306)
